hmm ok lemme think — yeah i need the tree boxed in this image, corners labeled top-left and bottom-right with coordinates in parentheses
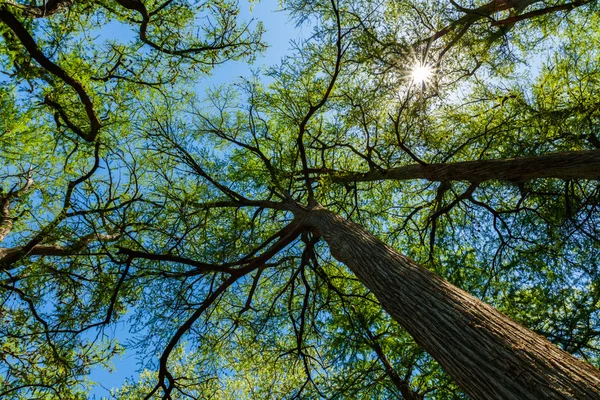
top-left (0, 0), bottom-right (599, 398)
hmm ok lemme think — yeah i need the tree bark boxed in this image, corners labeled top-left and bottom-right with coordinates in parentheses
top-left (300, 205), bottom-right (600, 399)
top-left (330, 150), bottom-right (600, 184)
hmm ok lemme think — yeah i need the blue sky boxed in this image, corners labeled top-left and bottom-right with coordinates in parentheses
top-left (87, 2), bottom-right (301, 397)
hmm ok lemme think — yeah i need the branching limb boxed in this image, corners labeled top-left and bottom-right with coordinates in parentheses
top-left (0, 7), bottom-right (101, 142)
top-left (297, 0), bottom-right (345, 203)
top-left (150, 123), bottom-right (251, 203)
top-left (238, 265), bottom-right (265, 314)
top-left (0, 142), bottom-right (101, 270)
top-left (428, 182), bottom-right (478, 256)
top-left (113, 0), bottom-right (262, 63)
top-left (356, 313), bottom-right (423, 400)
top-left (142, 220), bottom-right (306, 398)
top-left (0, 231), bottom-right (121, 264)
top-left (144, 274), bottom-right (239, 400)
top-left (414, 0), bottom-right (591, 59)
top-left (491, 0), bottom-right (592, 26)
top-left (186, 199), bottom-right (289, 211)
top-left (389, 111), bottom-right (428, 166)
top-left (117, 218), bottom-right (306, 277)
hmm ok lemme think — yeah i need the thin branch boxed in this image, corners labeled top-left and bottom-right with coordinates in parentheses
top-left (297, 0), bottom-right (344, 203)
top-left (117, 218), bottom-right (305, 277)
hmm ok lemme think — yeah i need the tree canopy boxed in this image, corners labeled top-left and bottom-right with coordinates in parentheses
top-left (0, 0), bottom-right (599, 398)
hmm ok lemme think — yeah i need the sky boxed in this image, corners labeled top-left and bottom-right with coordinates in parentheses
top-left (87, 2), bottom-right (302, 397)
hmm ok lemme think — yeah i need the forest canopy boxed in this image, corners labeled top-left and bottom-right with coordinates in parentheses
top-left (0, 0), bottom-right (599, 398)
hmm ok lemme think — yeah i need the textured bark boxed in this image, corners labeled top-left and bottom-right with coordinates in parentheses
top-left (300, 205), bottom-right (600, 400)
top-left (0, 219), bottom-right (12, 243)
top-left (0, 173), bottom-right (33, 243)
top-left (331, 150), bottom-right (600, 183)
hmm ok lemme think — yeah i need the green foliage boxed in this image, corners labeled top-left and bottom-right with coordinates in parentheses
top-left (0, 0), bottom-right (598, 398)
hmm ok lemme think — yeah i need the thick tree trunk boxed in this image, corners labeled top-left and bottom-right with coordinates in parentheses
top-left (300, 205), bottom-right (600, 399)
top-left (331, 150), bottom-right (600, 183)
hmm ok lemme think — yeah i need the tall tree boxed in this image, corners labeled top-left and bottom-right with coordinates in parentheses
top-left (1, 0), bottom-right (599, 398)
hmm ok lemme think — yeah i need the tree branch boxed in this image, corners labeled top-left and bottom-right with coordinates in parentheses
top-left (0, 168), bottom-right (33, 242)
top-left (0, 232), bottom-right (121, 268)
top-left (297, 0), bottom-right (344, 203)
top-left (325, 150), bottom-right (600, 184)
top-left (491, 0), bottom-right (591, 26)
top-left (0, 7), bottom-right (101, 142)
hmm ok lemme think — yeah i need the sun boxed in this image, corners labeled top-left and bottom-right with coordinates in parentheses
top-left (411, 63), bottom-right (432, 84)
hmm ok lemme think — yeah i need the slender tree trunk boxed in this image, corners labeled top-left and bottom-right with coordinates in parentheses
top-left (300, 205), bottom-right (600, 399)
top-left (331, 150), bottom-right (600, 183)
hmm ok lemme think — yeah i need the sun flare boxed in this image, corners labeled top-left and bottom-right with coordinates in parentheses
top-left (411, 64), bottom-right (432, 84)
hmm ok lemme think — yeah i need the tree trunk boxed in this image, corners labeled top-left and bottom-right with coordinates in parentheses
top-left (331, 150), bottom-right (600, 183)
top-left (300, 205), bottom-right (600, 399)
